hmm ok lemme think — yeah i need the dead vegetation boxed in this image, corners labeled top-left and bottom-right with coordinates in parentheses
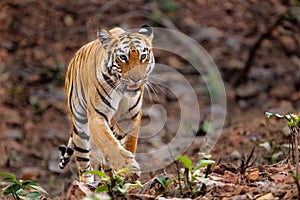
top-left (1, 0), bottom-right (300, 199)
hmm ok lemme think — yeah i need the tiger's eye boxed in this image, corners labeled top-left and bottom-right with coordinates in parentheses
top-left (140, 54), bottom-right (147, 61)
top-left (119, 55), bottom-right (127, 62)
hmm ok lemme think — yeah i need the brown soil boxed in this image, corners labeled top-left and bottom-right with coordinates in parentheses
top-left (0, 0), bottom-right (300, 199)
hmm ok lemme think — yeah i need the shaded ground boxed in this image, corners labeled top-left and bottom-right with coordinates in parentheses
top-left (0, 0), bottom-right (300, 199)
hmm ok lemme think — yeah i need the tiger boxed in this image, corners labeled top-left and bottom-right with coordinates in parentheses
top-left (58, 25), bottom-right (154, 183)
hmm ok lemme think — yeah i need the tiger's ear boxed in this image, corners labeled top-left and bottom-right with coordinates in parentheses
top-left (98, 28), bottom-right (112, 49)
top-left (138, 25), bottom-right (153, 41)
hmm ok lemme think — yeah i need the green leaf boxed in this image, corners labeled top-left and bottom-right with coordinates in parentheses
top-left (122, 182), bottom-right (143, 190)
top-left (20, 180), bottom-right (36, 186)
top-left (265, 112), bottom-right (300, 126)
top-left (0, 172), bottom-right (17, 182)
top-left (95, 184), bottom-right (109, 193)
top-left (259, 142), bottom-right (272, 153)
top-left (292, 171), bottom-right (300, 180)
top-left (25, 192), bottom-right (42, 200)
top-left (203, 154), bottom-right (212, 159)
top-left (265, 111), bottom-right (286, 119)
top-left (2, 183), bottom-right (19, 195)
top-left (114, 168), bottom-right (130, 176)
top-left (84, 170), bottom-right (108, 179)
top-left (113, 175), bottom-right (123, 185)
top-left (115, 186), bottom-right (126, 194)
top-left (16, 188), bottom-right (24, 196)
top-left (164, 178), bottom-right (178, 189)
top-left (155, 174), bottom-right (169, 188)
top-left (177, 156), bottom-right (192, 171)
top-left (194, 160), bottom-right (215, 171)
top-left (29, 185), bottom-right (48, 195)
top-left (1, 177), bottom-right (17, 183)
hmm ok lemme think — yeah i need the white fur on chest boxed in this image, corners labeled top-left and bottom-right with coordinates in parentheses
top-left (114, 91), bottom-right (141, 133)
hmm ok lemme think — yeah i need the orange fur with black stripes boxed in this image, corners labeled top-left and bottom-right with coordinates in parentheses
top-left (58, 25), bottom-right (154, 183)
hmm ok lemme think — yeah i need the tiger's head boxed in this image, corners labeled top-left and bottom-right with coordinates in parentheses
top-left (98, 25), bottom-right (154, 93)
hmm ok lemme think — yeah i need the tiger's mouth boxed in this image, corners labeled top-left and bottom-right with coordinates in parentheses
top-left (121, 76), bottom-right (146, 93)
top-left (127, 84), bottom-right (140, 90)
top-left (124, 84), bottom-right (141, 92)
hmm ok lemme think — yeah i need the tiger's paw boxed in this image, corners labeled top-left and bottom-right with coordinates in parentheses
top-left (123, 156), bottom-right (141, 182)
top-left (79, 172), bottom-right (95, 184)
top-left (108, 149), bottom-right (141, 180)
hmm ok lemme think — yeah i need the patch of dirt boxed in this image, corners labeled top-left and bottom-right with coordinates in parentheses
top-left (0, 0), bottom-right (300, 199)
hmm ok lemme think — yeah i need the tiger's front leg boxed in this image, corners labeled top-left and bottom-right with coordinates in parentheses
top-left (88, 106), bottom-right (140, 175)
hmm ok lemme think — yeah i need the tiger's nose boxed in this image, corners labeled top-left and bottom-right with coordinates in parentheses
top-left (130, 76), bottom-right (141, 83)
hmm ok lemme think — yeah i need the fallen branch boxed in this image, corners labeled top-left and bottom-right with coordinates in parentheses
top-left (233, 13), bottom-right (285, 87)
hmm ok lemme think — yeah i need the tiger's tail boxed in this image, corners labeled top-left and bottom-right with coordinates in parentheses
top-left (58, 136), bottom-right (74, 169)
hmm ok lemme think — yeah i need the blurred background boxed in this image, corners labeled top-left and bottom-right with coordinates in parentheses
top-left (0, 0), bottom-right (300, 197)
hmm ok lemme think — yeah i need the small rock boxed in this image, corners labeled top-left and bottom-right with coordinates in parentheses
top-left (223, 170), bottom-right (239, 184)
top-left (66, 180), bottom-right (93, 200)
top-left (209, 173), bottom-right (225, 182)
top-left (24, 120), bottom-right (34, 132)
top-left (192, 27), bottom-right (224, 42)
top-left (225, 37), bottom-right (241, 51)
top-left (246, 170), bottom-right (259, 182)
top-left (249, 67), bottom-right (274, 82)
top-left (236, 83), bottom-right (257, 98)
top-left (230, 150), bottom-right (242, 160)
top-left (20, 167), bottom-right (45, 181)
top-left (281, 35), bottom-right (296, 54)
top-left (231, 195), bottom-right (249, 200)
top-left (291, 55), bottom-right (300, 69)
top-left (270, 85), bottom-right (295, 99)
top-left (2, 108), bottom-right (22, 126)
top-left (3, 129), bottom-right (23, 141)
top-left (63, 14), bottom-right (74, 26)
top-left (271, 173), bottom-right (286, 184)
top-left (226, 59), bottom-right (244, 70)
top-left (1, 40), bottom-right (14, 50)
top-left (256, 192), bottom-right (275, 200)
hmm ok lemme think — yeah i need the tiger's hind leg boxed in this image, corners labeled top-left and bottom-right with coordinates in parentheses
top-left (72, 123), bottom-right (94, 184)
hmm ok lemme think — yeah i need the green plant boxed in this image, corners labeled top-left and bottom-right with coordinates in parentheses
top-left (84, 168), bottom-right (142, 198)
top-left (259, 141), bottom-right (283, 164)
top-left (265, 112), bottom-right (300, 198)
top-left (177, 155), bottom-right (214, 194)
top-left (265, 112), bottom-right (300, 165)
top-left (157, 0), bottom-right (180, 14)
top-left (7, 86), bottom-right (21, 96)
top-left (155, 174), bottom-right (177, 196)
top-left (196, 120), bottom-right (210, 136)
top-left (0, 172), bottom-right (48, 200)
top-left (49, 63), bottom-right (65, 84)
top-left (28, 97), bottom-right (42, 114)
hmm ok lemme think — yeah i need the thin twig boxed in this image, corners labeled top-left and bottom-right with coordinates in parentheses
top-left (174, 160), bottom-right (183, 196)
top-left (200, 164), bottom-right (212, 194)
top-left (240, 145), bottom-right (256, 175)
top-left (234, 13), bottom-right (285, 87)
top-left (265, 117), bottom-right (288, 159)
top-left (184, 167), bottom-right (191, 193)
top-left (289, 113), bottom-right (300, 199)
top-left (165, 141), bottom-right (183, 196)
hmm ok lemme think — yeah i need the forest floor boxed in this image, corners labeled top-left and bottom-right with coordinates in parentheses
top-left (0, 0), bottom-right (300, 199)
